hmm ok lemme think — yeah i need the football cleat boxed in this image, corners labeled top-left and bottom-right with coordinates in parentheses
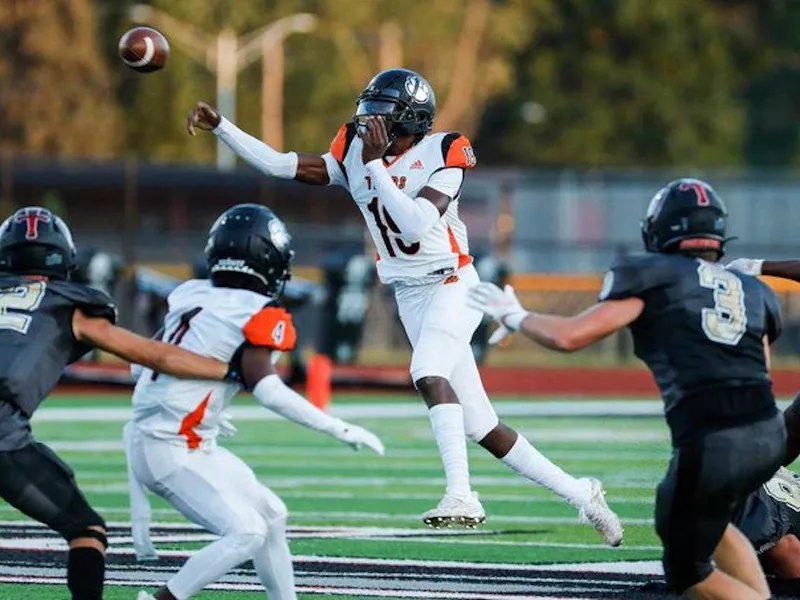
top-left (577, 478), bottom-right (624, 547)
top-left (422, 491), bottom-right (486, 529)
top-left (136, 592), bottom-right (156, 600)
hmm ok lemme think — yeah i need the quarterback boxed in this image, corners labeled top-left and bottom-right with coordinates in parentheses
top-left (129, 204), bottom-right (384, 600)
top-left (185, 68), bottom-right (622, 542)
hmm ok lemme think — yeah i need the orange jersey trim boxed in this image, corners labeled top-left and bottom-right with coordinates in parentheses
top-left (444, 135), bottom-right (477, 169)
top-left (179, 392), bottom-right (211, 450)
top-left (243, 307), bottom-right (297, 352)
top-left (329, 124), bottom-right (350, 162)
top-left (447, 226), bottom-right (473, 269)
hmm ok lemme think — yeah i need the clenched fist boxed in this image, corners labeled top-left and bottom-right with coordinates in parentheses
top-left (186, 101), bottom-right (221, 136)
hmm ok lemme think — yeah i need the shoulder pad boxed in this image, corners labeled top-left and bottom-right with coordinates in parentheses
top-left (599, 253), bottom-right (673, 302)
top-left (242, 306), bottom-right (297, 352)
top-left (329, 123), bottom-right (357, 163)
top-left (440, 132), bottom-right (477, 169)
top-left (49, 282), bottom-right (117, 324)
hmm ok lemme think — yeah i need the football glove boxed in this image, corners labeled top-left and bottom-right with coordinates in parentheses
top-left (468, 283), bottom-right (529, 335)
top-left (333, 421), bottom-right (385, 456)
top-left (726, 258), bottom-right (763, 276)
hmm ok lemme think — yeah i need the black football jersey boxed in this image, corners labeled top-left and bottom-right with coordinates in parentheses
top-left (734, 469), bottom-right (800, 555)
top-left (600, 253), bottom-right (781, 414)
top-left (0, 277), bottom-right (116, 417)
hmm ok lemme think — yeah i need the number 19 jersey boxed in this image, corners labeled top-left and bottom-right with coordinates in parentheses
top-left (131, 279), bottom-right (296, 449)
top-left (322, 123), bottom-right (477, 285)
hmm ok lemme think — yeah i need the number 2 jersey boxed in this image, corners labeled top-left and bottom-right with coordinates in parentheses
top-left (600, 253), bottom-right (782, 441)
top-left (322, 123), bottom-right (477, 285)
top-left (131, 279), bottom-right (296, 449)
top-left (0, 277), bottom-right (116, 449)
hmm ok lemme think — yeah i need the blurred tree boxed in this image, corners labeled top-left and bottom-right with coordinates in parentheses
top-left (0, 0), bottom-right (120, 158)
top-left (119, 0), bottom-right (536, 162)
top-left (476, 0), bottom-right (745, 167)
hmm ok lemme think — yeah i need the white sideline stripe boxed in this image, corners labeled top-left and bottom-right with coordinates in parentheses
top-left (74, 482), bottom-right (655, 504)
top-left (0, 505), bottom-right (657, 526)
top-left (33, 400), bottom-right (670, 423)
top-left (0, 520), bottom-right (659, 551)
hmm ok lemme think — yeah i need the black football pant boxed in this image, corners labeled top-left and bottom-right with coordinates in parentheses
top-left (655, 411), bottom-right (786, 593)
top-left (0, 441), bottom-right (105, 540)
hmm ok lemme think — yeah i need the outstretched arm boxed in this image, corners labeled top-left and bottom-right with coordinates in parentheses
top-left (728, 258), bottom-right (800, 282)
top-left (240, 346), bottom-right (384, 455)
top-left (467, 283), bottom-right (644, 352)
top-left (186, 101), bottom-right (331, 185)
top-left (73, 309), bottom-right (229, 381)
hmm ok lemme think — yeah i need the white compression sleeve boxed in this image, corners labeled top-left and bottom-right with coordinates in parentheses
top-left (365, 159), bottom-right (441, 244)
top-left (252, 374), bottom-right (345, 435)
top-left (213, 117), bottom-right (299, 179)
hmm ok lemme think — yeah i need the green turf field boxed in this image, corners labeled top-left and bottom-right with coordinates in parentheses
top-left (2, 394), bottom-right (680, 599)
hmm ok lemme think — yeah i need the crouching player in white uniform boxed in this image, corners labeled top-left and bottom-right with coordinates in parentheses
top-left (185, 68), bottom-right (622, 544)
top-left (127, 204), bottom-right (384, 600)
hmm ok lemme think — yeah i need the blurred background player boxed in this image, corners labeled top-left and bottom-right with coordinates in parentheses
top-left (185, 68), bottom-right (622, 543)
top-left (126, 204), bottom-right (384, 600)
top-left (469, 179), bottom-right (786, 600)
top-left (0, 206), bottom-right (238, 600)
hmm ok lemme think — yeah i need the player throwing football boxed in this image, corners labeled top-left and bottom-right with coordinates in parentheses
top-left (469, 179), bottom-right (786, 600)
top-left (128, 204), bottom-right (384, 600)
top-left (186, 68), bottom-right (622, 543)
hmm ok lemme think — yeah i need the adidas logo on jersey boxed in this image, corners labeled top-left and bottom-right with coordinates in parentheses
top-left (410, 160), bottom-right (424, 170)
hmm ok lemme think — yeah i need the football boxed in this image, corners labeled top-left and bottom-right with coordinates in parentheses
top-left (118, 26), bottom-right (169, 73)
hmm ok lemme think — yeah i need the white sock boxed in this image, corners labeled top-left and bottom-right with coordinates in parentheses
top-left (253, 518), bottom-right (297, 600)
top-left (167, 532), bottom-right (265, 599)
top-left (428, 403), bottom-right (471, 497)
top-left (501, 435), bottom-right (590, 507)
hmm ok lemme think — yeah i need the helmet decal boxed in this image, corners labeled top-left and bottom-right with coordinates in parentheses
top-left (14, 208), bottom-right (51, 241)
top-left (268, 218), bottom-right (291, 251)
top-left (679, 180), bottom-right (711, 206)
top-left (404, 75), bottom-right (430, 103)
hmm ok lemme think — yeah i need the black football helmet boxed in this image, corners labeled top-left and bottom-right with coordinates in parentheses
top-left (205, 204), bottom-right (293, 296)
top-left (0, 206), bottom-right (76, 280)
top-left (641, 178), bottom-right (730, 256)
top-left (353, 68), bottom-right (436, 140)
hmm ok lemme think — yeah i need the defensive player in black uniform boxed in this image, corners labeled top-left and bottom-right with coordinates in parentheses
top-left (734, 465), bottom-right (800, 583)
top-left (469, 179), bottom-right (785, 600)
top-left (0, 207), bottom-right (241, 600)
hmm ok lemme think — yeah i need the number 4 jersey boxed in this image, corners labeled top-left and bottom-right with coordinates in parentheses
top-left (132, 279), bottom-right (296, 448)
top-left (599, 253), bottom-right (782, 415)
top-left (322, 123), bottom-right (477, 285)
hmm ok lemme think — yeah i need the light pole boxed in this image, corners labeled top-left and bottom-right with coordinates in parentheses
top-left (129, 5), bottom-right (316, 170)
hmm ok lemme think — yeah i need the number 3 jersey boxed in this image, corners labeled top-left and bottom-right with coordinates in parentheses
top-left (322, 123), bottom-right (477, 285)
top-left (600, 253), bottom-right (781, 416)
top-left (131, 279), bottom-right (296, 449)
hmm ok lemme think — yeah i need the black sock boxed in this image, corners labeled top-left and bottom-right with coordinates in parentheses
top-left (67, 547), bottom-right (105, 600)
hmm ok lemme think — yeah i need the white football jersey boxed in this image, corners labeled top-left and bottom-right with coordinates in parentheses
top-left (323, 124), bottom-right (477, 285)
top-left (131, 279), bottom-right (296, 449)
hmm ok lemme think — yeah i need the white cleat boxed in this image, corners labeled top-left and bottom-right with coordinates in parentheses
top-left (136, 592), bottom-right (156, 600)
top-left (422, 491), bottom-right (486, 529)
top-left (577, 478), bottom-right (624, 547)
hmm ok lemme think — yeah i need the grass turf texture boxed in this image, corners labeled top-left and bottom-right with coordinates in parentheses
top-left (7, 394), bottom-right (676, 598)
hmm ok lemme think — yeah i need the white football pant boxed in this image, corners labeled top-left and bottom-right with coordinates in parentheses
top-left (126, 424), bottom-right (297, 600)
top-left (395, 264), bottom-right (499, 441)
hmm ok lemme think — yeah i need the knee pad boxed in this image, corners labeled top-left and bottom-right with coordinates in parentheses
top-left (60, 507), bottom-right (106, 545)
top-left (65, 526), bottom-right (108, 548)
top-left (464, 415), bottom-right (499, 443)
